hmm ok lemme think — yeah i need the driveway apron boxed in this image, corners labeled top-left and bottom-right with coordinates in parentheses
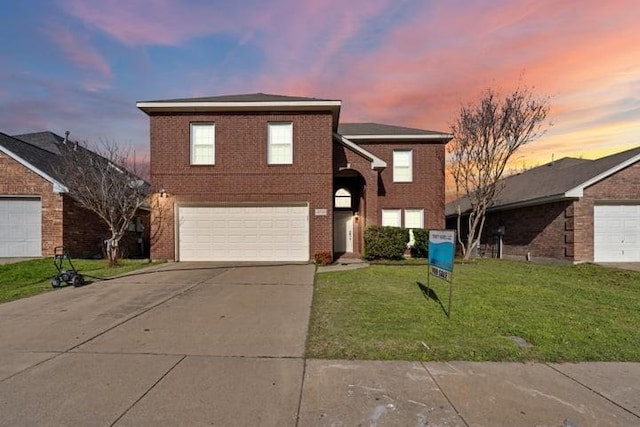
top-left (0, 262), bottom-right (315, 427)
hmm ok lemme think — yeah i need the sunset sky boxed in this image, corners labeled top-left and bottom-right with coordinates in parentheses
top-left (1, 0), bottom-right (638, 173)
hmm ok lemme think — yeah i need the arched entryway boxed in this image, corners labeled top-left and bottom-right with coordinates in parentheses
top-left (333, 169), bottom-right (366, 257)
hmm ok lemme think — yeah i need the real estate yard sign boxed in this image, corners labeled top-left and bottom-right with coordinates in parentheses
top-left (427, 229), bottom-right (456, 317)
top-left (428, 230), bottom-right (456, 280)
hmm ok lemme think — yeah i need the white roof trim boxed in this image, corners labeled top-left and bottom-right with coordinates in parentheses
top-left (0, 145), bottom-right (68, 194)
top-left (565, 153), bottom-right (640, 197)
top-left (341, 133), bottom-right (452, 141)
top-left (334, 133), bottom-right (387, 169)
top-left (137, 100), bottom-right (341, 110)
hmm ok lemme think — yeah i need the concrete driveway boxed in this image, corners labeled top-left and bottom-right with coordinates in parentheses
top-left (1, 262), bottom-right (639, 426)
top-left (0, 262), bottom-right (314, 426)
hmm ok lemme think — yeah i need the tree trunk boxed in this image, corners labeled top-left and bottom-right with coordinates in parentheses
top-left (105, 235), bottom-right (121, 267)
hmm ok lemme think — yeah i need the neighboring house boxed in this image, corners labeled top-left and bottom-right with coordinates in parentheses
top-left (0, 131), bottom-right (149, 258)
top-left (445, 146), bottom-right (640, 263)
top-left (136, 93), bottom-right (452, 262)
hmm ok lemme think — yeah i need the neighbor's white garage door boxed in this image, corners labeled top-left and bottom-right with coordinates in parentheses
top-left (594, 205), bottom-right (640, 262)
top-left (178, 205), bottom-right (309, 262)
top-left (0, 197), bottom-right (42, 257)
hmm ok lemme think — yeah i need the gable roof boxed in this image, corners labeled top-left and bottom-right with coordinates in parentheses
top-left (1, 131), bottom-right (150, 196)
top-left (446, 145), bottom-right (640, 216)
top-left (338, 122), bottom-right (452, 142)
top-left (0, 132), bottom-right (68, 193)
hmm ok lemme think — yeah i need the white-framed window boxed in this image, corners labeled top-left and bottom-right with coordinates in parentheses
top-left (404, 209), bottom-right (424, 228)
top-left (393, 150), bottom-right (412, 182)
top-left (190, 123), bottom-right (215, 165)
top-left (268, 122), bottom-right (293, 164)
top-left (334, 188), bottom-right (352, 208)
top-left (381, 209), bottom-right (402, 227)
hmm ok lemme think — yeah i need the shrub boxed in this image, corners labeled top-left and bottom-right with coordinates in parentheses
top-left (364, 226), bottom-right (409, 260)
top-left (410, 229), bottom-right (429, 258)
top-left (314, 251), bottom-right (333, 265)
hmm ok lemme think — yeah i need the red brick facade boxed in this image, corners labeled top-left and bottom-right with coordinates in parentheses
top-left (360, 142), bottom-right (446, 230)
top-left (481, 201), bottom-right (573, 261)
top-left (147, 109), bottom-right (449, 261)
top-left (149, 112), bottom-right (334, 260)
top-left (333, 141), bottom-right (446, 255)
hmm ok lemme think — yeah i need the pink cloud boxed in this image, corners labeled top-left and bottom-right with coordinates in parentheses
top-left (58, 0), bottom-right (261, 46)
top-left (47, 25), bottom-right (112, 90)
top-left (58, 0), bottom-right (393, 83)
top-left (57, 0), bottom-right (639, 165)
top-left (278, 0), bottom-right (640, 151)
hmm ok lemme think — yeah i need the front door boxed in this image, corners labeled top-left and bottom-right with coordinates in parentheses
top-left (333, 211), bottom-right (354, 253)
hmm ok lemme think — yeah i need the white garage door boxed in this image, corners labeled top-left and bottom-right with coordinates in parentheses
top-left (178, 204), bottom-right (309, 262)
top-left (594, 205), bottom-right (640, 262)
top-left (0, 197), bottom-right (42, 257)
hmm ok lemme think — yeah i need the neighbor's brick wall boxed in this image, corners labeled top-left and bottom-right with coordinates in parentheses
top-left (573, 162), bottom-right (640, 262)
top-left (481, 201), bottom-right (574, 261)
top-left (62, 196), bottom-right (150, 259)
top-left (62, 195), bottom-right (110, 258)
top-left (148, 112), bottom-right (334, 261)
top-left (0, 151), bottom-right (63, 256)
top-left (357, 142), bottom-right (447, 230)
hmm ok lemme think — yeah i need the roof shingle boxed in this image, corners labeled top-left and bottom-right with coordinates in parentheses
top-left (139, 92), bottom-right (339, 104)
top-left (338, 122), bottom-right (450, 137)
top-left (446, 146), bottom-right (640, 216)
top-left (0, 132), bottom-right (62, 182)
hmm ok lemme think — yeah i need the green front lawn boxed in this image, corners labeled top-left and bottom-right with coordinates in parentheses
top-left (307, 259), bottom-right (640, 362)
top-left (0, 258), bottom-right (160, 304)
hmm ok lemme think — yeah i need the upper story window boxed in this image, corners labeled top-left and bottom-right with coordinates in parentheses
top-left (268, 122), bottom-right (293, 164)
top-left (190, 123), bottom-right (215, 165)
top-left (334, 188), bottom-right (352, 208)
top-left (393, 150), bottom-right (412, 182)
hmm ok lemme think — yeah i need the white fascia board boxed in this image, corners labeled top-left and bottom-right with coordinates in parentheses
top-left (341, 133), bottom-right (453, 141)
top-left (565, 154), bottom-right (640, 198)
top-left (0, 145), bottom-right (68, 193)
top-left (334, 133), bottom-right (387, 169)
top-left (136, 100), bottom-right (342, 111)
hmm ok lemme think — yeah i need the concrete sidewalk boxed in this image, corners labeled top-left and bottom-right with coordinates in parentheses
top-left (0, 262), bottom-right (638, 426)
top-left (300, 360), bottom-right (640, 426)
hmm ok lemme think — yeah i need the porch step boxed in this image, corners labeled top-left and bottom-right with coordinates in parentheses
top-left (334, 253), bottom-right (364, 265)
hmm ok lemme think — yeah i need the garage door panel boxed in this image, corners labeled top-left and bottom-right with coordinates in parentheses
top-left (178, 205), bottom-right (309, 262)
top-left (594, 204), bottom-right (640, 262)
top-left (0, 198), bottom-right (42, 257)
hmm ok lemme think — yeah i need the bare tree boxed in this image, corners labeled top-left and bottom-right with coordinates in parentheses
top-left (55, 140), bottom-right (149, 266)
top-left (449, 86), bottom-right (550, 260)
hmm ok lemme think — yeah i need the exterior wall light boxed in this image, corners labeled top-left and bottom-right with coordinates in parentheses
top-left (159, 189), bottom-right (168, 198)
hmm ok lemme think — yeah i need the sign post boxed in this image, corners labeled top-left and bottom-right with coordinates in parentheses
top-left (427, 230), bottom-right (456, 318)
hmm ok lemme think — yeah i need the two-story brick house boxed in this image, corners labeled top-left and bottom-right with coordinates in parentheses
top-left (137, 93), bottom-right (452, 262)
